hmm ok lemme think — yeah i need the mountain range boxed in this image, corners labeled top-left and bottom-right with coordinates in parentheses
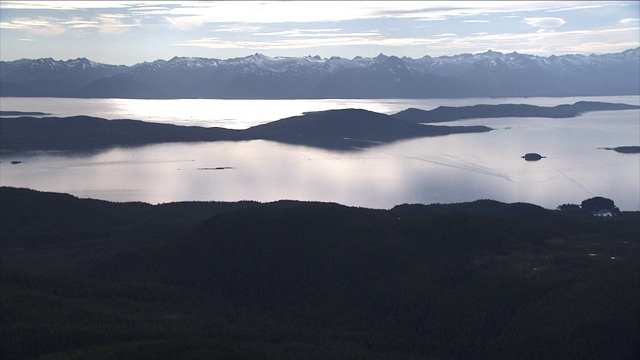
top-left (1, 48), bottom-right (638, 99)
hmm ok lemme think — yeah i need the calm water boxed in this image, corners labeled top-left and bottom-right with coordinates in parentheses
top-left (1, 96), bottom-right (639, 210)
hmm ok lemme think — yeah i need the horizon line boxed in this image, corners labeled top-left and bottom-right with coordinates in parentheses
top-left (2, 47), bottom-right (638, 66)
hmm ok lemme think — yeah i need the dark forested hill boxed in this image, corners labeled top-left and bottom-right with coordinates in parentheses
top-left (0, 115), bottom-right (241, 150)
top-left (3, 101), bottom-right (637, 152)
top-left (244, 108), bottom-right (490, 148)
top-left (0, 187), bottom-right (261, 248)
top-left (393, 101), bottom-right (640, 123)
top-left (0, 109), bottom-right (491, 151)
top-left (1, 186), bottom-right (638, 359)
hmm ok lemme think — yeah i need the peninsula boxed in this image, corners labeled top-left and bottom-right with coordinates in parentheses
top-left (0, 108), bottom-right (490, 151)
top-left (1, 101), bottom-right (637, 151)
top-left (393, 101), bottom-right (640, 123)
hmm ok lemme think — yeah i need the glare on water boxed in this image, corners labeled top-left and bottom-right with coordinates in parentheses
top-left (1, 96), bottom-right (639, 210)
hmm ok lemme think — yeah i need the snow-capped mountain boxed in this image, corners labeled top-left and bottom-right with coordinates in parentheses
top-left (1, 49), bottom-right (638, 98)
top-left (0, 57), bottom-right (128, 97)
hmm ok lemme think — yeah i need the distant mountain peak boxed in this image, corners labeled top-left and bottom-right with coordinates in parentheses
top-left (250, 53), bottom-right (269, 60)
top-left (478, 49), bottom-right (504, 58)
top-left (2, 48), bottom-right (638, 98)
top-left (66, 57), bottom-right (101, 69)
top-left (374, 53), bottom-right (389, 61)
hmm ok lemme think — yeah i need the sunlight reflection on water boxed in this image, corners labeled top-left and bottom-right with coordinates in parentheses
top-left (2, 95), bottom-right (639, 129)
top-left (1, 97), bottom-right (638, 210)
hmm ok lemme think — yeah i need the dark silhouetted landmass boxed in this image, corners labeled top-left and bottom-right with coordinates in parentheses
top-left (0, 110), bottom-right (51, 116)
top-left (1, 186), bottom-right (638, 359)
top-left (393, 101), bottom-right (640, 123)
top-left (244, 108), bottom-right (491, 148)
top-left (4, 101), bottom-right (637, 151)
top-left (0, 108), bottom-right (491, 151)
top-left (601, 146), bottom-right (640, 154)
top-left (522, 153), bottom-right (545, 161)
top-left (0, 115), bottom-right (240, 150)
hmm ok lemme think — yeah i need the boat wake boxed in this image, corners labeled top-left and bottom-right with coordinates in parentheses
top-left (394, 152), bottom-right (514, 182)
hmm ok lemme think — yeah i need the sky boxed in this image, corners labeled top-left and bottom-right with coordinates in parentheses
top-left (0, 1), bottom-right (639, 65)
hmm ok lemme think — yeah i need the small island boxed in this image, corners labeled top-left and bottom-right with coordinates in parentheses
top-left (197, 167), bottom-right (235, 170)
top-left (522, 153), bottom-right (545, 161)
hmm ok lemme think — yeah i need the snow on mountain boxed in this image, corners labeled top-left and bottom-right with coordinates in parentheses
top-left (1, 48), bottom-right (638, 98)
top-left (0, 57), bottom-right (128, 97)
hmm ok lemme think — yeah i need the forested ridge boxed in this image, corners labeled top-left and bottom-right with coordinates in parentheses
top-left (1, 186), bottom-right (638, 359)
top-left (0, 108), bottom-right (490, 152)
top-left (3, 101), bottom-right (637, 151)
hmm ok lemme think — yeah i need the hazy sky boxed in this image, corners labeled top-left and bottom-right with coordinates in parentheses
top-left (1, 1), bottom-right (638, 65)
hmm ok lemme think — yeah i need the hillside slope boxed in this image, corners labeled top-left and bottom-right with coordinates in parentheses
top-left (1, 187), bottom-right (638, 359)
top-left (0, 109), bottom-right (491, 151)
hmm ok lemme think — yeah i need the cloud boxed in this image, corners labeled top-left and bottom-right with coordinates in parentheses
top-left (255, 29), bottom-right (341, 37)
top-left (175, 32), bottom-right (431, 51)
top-left (370, 2), bottom-right (563, 21)
top-left (426, 26), bottom-right (639, 56)
top-left (620, 18), bottom-right (640, 25)
top-left (254, 29), bottom-right (377, 38)
top-left (95, 14), bottom-right (140, 36)
top-left (87, 1), bottom-right (592, 25)
top-left (172, 17), bottom-right (639, 56)
top-left (546, 4), bottom-right (604, 12)
top-left (215, 24), bottom-right (264, 33)
top-left (62, 18), bottom-right (100, 28)
top-left (174, 37), bottom-right (243, 50)
top-left (165, 15), bottom-right (206, 31)
top-left (0, 1), bottom-right (627, 30)
top-left (138, 2), bottom-right (386, 23)
top-left (175, 28), bottom-right (388, 51)
top-left (0, 21), bottom-right (22, 29)
top-left (128, 5), bottom-right (174, 15)
top-left (1, 1), bottom-right (637, 62)
top-left (524, 17), bottom-right (566, 29)
top-left (0, 17), bottom-right (66, 35)
top-left (0, 1), bottom-right (134, 10)
top-left (375, 4), bottom-right (474, 20)
top-left (0, 13), bottom-right (140, 36)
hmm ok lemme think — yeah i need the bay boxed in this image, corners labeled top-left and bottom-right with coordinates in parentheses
top-left (0, 96), bottom-right (639, 210)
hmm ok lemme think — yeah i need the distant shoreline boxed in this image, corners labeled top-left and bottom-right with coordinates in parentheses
top-left (0, 108), bottom-right (491, 151)
top-left (0, 110), bottom-right (51, 116)
top-left (1, 101), bottom-right (637, 152)
top-left (600, 146), bottom-right (640, 154)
